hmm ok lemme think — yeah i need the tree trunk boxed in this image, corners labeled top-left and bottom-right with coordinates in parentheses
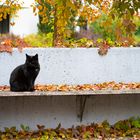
top-left (53, 4), bottom-right (63, 47)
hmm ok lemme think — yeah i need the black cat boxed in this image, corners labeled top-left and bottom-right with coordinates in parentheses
top-left (10, 54), bottom-right (40, 92)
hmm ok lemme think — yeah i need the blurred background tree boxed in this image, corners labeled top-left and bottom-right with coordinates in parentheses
top-left (0, 0), bottom-right (140, 47)
top-left (0, 0), bottom-right (22, 22)
top-left (37, 1), bottom-right (54, 33)
top-left (33, 0), bottom-right (140, 46)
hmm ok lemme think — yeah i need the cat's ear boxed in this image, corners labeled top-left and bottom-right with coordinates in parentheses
top-left (34, 54), bottom-right (38, 58)
top-left (26, 54), bottom-right (29, 58)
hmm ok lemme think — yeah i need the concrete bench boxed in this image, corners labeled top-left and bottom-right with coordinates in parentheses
top-left (0, 48), bottom-right (140, 129)
top-left (0, 89), bottom-right (140, 96)
top-left (0, 90), bottom-right (140, 130)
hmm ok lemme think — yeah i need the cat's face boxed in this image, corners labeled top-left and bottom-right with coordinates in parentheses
top-left (25, 54), bottom-right (40, 70)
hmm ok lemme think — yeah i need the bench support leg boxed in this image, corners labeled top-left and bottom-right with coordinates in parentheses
top-left (76, 95), bottom-right (88, 122)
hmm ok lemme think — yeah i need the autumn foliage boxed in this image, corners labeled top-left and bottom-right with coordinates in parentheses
top-left (1, 117), bottom-right (140, 139)
top-left (35, 82), bottom-right (140, 92)
top-left (0, 0), bottom-right (22, 22)
top-left (0, 34), bottom-right (31, 53)
top-left (32, 0), bottom-right (140, 47)
top-left (0, 0), bottom-right (140, 52)
top-left (1, 82), bottom-right (140, 92)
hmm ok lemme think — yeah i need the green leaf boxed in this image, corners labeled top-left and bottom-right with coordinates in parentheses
top-left (20, 124), bottom-right (30, 132)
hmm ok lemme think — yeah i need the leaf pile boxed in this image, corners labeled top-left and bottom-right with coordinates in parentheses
top-left (0, 86), bottom-right (9, 91)
top-left (1, 82), bottom-right (140, 92)
top-left (35, 81), bottom-right (140, 92)
top-left (0, 34), bottom-right (31, 53)
top-left (1, 117), bottom-right (140, 140)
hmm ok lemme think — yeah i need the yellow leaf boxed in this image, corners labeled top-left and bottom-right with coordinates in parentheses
top-left (10, 22), bottom-right (15, 26)
top-left (33, 7), bottom-right (36, 13)
top-left (0, 14), bottom-right (2, 18)
top-left (38, 5), bottom-right (43, 10)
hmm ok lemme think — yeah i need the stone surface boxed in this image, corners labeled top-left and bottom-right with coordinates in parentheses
top-left (0, 94), bottom-right (140, 130)
top-left (0, 89), bottom-right (140, 96)
top-left (0, 48), bottom-right (140, 86)
top-left (0, 48), bottom-right (140, 130)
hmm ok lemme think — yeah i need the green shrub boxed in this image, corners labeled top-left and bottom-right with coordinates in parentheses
top-left (134, 34), bottom-right (140, 45)
top-left (134, 16), bottom-right (140, 36)
top-left (38, 18), bottom-right (54, 34)
top-left (133, 16), bottom-right (140, 45)
top-left (64, 38), bottom-right (94, 48)
top-left (24, 33), bottom-right (53, 47)
top-left (90, 14), bottom-right (140, 44)
top-left (89, 14), bottom-right (118, 41)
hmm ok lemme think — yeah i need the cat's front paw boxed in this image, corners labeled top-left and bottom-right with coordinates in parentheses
top-left (30, 88), bottom-right (35, 92)
top-left (28, 86), bottom-right (35, 92)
